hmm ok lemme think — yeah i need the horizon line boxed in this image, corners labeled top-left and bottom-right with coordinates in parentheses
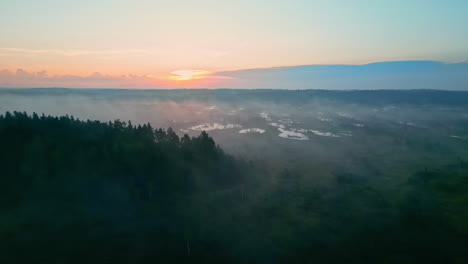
top-left (2, 87), bottom-right (468, 92)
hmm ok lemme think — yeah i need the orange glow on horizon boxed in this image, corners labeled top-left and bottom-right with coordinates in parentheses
top-left (145, 70), bottom-right (215, 87)
top-left (168, 70), bottom-right (212, 81)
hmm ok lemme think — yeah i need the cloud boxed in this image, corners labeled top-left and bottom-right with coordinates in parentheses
top-left (1, 61), bottom-right (468, 90)
top-left (0, 69), bottom-right (166, 89)
top-left (15, 68), bottom-right (34, 78)
top-left (0, 48), bottom-right (155, 57)
top-left (208, 61), bottom-right (468, 90)
top-left (0, 69), bottom-right (13, 77)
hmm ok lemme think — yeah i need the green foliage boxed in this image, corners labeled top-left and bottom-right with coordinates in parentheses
top-left (0, 112), bottom-right (467, 263)
top-left (0, 112), bottom-right (251, 263)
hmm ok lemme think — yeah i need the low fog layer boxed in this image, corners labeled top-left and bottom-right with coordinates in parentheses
top-left (1, 88), bottom-right (467, 175)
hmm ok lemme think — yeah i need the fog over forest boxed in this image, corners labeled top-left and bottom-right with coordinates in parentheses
top-left (2, 89), bottom-right (467, 166)
top-left (2, 0), bottom-right (468, 262)
top-left (1, 88), bottom-right (468, 263)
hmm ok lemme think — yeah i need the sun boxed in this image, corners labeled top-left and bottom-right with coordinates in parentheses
top-left (169, 70), bottom-right (211, 81)
top-left (145, 70), bottom-right (214, 87)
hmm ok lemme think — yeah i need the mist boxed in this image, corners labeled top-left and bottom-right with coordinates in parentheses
top-left (2, 88), bottom-right (467, 173)
top-left (2, 88), bottom-right (468, 262)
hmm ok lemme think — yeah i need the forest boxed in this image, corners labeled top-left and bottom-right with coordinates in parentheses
top-left (1, 111), bottom-right (467, 263)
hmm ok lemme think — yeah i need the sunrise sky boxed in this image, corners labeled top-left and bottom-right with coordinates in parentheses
top-left (1, 0), bottom-right (467, 88)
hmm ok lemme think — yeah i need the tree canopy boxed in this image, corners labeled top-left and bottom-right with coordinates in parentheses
top-left (0, 111), bottom-right (467, 263)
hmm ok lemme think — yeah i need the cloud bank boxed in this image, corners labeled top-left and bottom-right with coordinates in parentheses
top-left (0, 69), bottom-right (169, 89)
top-left (1, 61), bottom-right (468, 90)
top-left (212, 61), bottom-right (468, 90)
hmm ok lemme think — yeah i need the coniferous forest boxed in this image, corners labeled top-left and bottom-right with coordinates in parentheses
top-left (1, 111), bottom-right (467, 263)
top-left (2, 0), bottom-right (468, 262)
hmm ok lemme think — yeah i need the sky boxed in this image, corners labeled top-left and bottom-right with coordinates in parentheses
top-left (0, 0), bottom-right (467, 88)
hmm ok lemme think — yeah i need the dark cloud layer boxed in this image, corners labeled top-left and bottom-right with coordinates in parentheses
top-left (213, 61), bottom-right (468, 90)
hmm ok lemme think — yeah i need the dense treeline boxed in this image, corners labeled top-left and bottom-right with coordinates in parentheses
top-left (0, 112), bottom-right (256, 263)
top-left (0, 111), bottom-right (244, 202)
top-left (0, 112), bottom-right (467, 263)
